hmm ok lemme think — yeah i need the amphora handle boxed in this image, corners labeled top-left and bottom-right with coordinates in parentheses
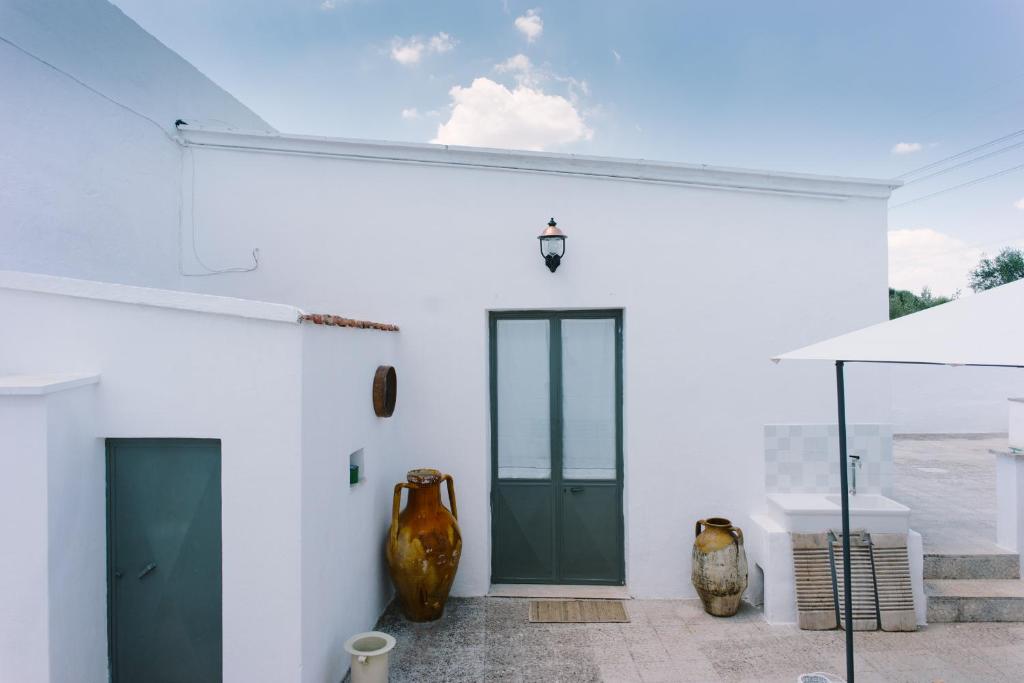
top-left (695, 519), bottom-right (706, 538)
top-left (390, 482), bottom-right (413, 542)
top-left (443, 474), bottom-right (458, 520)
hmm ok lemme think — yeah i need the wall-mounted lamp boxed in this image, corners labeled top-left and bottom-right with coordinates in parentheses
top-left (538, 218), bottom-right (567, 273)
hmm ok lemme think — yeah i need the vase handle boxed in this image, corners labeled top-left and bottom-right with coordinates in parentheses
top-left (695, 519), bottom-right (706, 538)
top-left (443, 474), bottom-right (458, 520)
top-left (730, 527), bottom-right (744, 545)
top-left (390, 482), bottom-right (411, 542)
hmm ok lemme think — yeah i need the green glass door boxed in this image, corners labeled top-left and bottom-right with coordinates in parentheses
top-left (106, 439), bottom-right (222, 683)
top-left (490, 311), bottom-right (624, 585)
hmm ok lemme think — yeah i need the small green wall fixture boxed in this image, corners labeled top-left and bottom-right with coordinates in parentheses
top-left (373, 365), bottom-right (397, 417)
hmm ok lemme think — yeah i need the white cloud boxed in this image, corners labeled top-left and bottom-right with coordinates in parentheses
top-left (1015, 197), bottom-right (1024, 210)
top-left (888, 228), bottom-right (981, 296)
top-left (611, 49), bottom-right (622, 63)
top-left (429, 32), bottom-right (456, 54)
top-left (320, 0), bottom-right (336, 9)
top-left (432, 77), bottom-right (592, 151)
top-left (401, 108), bottom-right (420, 120)
top-left (891, 141), bottom-right (923, 155)
top-left (391, 38), bottom-right (424, 65)
top-left (493, 53), bottom-right (589, 101)
top-left (515, 9), bottom-right (543, 42)
top-left (496, 53), bottom-right (533, 74)
top-left (390, 33), bottom-right (456, 66)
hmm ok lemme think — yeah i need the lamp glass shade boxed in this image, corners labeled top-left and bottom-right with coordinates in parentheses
top-left (539, 235), bottom-right (565, 257)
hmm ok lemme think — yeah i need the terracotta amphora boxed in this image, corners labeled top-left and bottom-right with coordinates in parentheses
top-left (691, 517), bottom-right (748, 617)
top-left (386, 469), bottom-right (462, 621)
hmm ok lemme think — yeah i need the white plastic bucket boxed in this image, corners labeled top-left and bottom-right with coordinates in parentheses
top-left (344, 631), bottom-right (396, 683)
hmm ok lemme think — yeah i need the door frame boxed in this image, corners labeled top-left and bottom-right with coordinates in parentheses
top-left (105, 438), bottom-right (223, 681)
top-left (488, 309), bottom-right (625, 585)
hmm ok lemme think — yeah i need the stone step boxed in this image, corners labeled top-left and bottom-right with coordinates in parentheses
top-left (926, 579), bottom-right (1024, 622)
top-left (924, 552), bottom-right (1020, 580)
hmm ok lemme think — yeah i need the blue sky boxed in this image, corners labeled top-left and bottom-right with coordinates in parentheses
top-left (112, 0), bottom-right (1024, 295)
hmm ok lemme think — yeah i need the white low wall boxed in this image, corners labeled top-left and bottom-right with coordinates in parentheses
top-left (891, 364), bottom-right (1023, 434)
top-left (0, 275), bottom-right (306, 682)
top-left (0, 376), bottom-right (106, 683)
top-left (0, 272), bottom-right (401, 682)
top-left (300, 326), bottom-right (400, 683)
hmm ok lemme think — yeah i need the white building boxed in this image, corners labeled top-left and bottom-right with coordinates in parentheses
top-left (1, 1), bottom-right (910, 681)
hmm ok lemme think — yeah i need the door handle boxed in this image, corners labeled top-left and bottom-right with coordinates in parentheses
top-left (137, 562), bottom-right (157, 580)
top-left (114, 571), bottom-right (123, 580)
top-left (568, 487), bottom-right (584, 493)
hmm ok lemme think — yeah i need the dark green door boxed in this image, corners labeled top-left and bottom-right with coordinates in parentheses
top-left (107, 439), bottom-right (222, 683)
top-left (490, 311), bottom-right (624, 584)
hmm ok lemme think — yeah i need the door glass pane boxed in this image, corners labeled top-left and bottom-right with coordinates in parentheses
top-left (496, 319), bottom-right (551, 479)
top-left (562, 318), bottom-right (617, 480)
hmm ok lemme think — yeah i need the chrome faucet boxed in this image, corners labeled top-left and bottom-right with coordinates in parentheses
top-left (848, 454), bottom-right (861, 495)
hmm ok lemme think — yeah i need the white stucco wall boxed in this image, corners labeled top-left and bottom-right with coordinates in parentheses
top-left (176, 131), bottom-right (895, 599)
top-left (300, 326), bottom-right (401, 683)
top-left (45, 382), bottom-right (107, 683)
top-left (0, 0), bottom-right (271, 288)
top-left (0, 393), bottom-right (52, 682)
top-left (0, 273), bottom-right (306, 682)
top-left (0, 271), bottom-right (405, 681)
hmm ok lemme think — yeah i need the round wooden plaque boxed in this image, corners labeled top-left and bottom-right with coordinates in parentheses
top-left (373, 365), bottom-right (397, 417)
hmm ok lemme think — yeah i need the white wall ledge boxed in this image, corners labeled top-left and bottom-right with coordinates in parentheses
top-left (0, 270), bottom-right (302, 324)
top-left (0, 373), bottom-right (100, 395)
top-left (180, 127), bottom-right (901, 200)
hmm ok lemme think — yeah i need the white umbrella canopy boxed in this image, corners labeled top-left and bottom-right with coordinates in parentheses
top-left (770, 277), bottom-right (1024, 683)
top-left (773, 278), bottom-right (1024, 368)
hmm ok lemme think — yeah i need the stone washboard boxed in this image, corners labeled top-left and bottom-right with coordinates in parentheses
top-left (791, 532), bottom-right (838, 630)
top-left (831, 530), bottom-right (879, 631)
top-left (870, 533), bottom-right (917, 631)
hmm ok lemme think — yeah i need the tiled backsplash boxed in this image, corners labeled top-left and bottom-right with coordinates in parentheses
top-left (764, 424), bottom-right (893, 495)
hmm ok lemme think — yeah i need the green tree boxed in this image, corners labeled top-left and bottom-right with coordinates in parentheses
top-left (968, 247), bottom-right (1024, 292)
top-left (889, 287), bottom-right (953, 319)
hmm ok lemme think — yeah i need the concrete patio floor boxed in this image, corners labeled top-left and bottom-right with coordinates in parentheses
top-left (891, 434), bottom-right (1005, 555)
top-left (369, 597), bottom-right (1024, 682)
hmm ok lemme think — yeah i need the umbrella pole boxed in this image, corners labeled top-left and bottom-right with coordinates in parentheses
top-left (836, 361), bottom-right (854, 682)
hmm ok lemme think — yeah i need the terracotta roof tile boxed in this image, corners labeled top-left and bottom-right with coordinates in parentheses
top-left (299, 313), bottom-right (399, 332)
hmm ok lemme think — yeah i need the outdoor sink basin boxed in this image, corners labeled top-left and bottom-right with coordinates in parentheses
top-left (766, 492), bottom-right (910, 534)
top-left (824, 493), bottom-right (906, 511)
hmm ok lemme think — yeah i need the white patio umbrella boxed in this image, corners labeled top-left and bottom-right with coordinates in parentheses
top-left (773, 278), bottom-right (1024, 683)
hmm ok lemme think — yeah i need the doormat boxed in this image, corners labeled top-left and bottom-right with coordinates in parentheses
top-left (528, 599), bottom-right (629, 623)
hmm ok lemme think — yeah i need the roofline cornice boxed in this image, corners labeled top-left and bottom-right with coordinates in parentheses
top-left (179, 127), bottom-right (901, 200)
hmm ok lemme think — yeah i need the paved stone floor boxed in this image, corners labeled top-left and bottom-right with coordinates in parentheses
top-left (371, 597), bottom-right (1024, 682)
top-left (891, 434), bottom-right (1005, 554)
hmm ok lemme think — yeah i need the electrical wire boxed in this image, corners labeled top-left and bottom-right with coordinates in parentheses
top-left (896, 128), bottom-right (1024, 179)
top-left (183, 147), bottom-right (260, 276)
top-left (890, 160), bottom-right (1024, 209)
top-left (0, 32), bottom-right (260, 276)
top-left (901, 138), bottom-right (1024, 186)
top-left (0, 33), bottom-right (178, 144)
